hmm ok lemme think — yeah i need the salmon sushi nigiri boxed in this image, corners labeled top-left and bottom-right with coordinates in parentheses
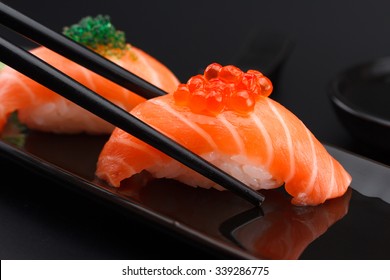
top-left (0, 15), bottom-right (179, 134)
top-left (96, 63), bottom-right (352, 206)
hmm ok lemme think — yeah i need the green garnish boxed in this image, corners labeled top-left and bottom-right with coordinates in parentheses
top-left (62, 15), bottom-right (129, 57)
top-left (1, 112), bottom-right (27, 148)
top-left (3, 134), bottom-right (26, 148)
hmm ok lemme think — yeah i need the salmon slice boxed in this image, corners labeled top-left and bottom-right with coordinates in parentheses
top-left (96, 93), bottom-right (351, 206)
top-left (0, 45), bottom-right (179, 134)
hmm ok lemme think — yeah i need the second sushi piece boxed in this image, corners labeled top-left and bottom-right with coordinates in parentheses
top-left (0, 15), bottom-right (179, 135)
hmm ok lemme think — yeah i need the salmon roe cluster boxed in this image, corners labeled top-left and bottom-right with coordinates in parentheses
top-left (173, 63), bottom-right (273, 116)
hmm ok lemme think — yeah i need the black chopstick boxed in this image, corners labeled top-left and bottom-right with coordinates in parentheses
top-left (0, 35), bottom-right (265, 206)
top-left (0, 2), bottom-right (165, 100)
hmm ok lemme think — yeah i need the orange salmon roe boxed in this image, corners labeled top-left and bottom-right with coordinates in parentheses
top-left (173, 63), bottom-right (273, 116)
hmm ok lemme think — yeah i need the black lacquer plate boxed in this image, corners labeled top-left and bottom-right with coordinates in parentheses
top-left (1, 121), bottom-right (390, 260)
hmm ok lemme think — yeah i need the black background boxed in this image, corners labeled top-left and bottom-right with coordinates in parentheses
top-left (1, 0), bottom-right (390, 259)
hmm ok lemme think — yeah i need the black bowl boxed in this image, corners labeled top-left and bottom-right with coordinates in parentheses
top-left (328, 57), bottom-right (390, 152)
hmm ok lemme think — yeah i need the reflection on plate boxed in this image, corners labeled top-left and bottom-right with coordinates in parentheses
top-left (1, 121), bottom-right (390, 259)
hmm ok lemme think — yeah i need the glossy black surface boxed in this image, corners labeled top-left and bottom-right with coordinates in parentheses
top-left (1, 0), bottom-right (390, 260)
